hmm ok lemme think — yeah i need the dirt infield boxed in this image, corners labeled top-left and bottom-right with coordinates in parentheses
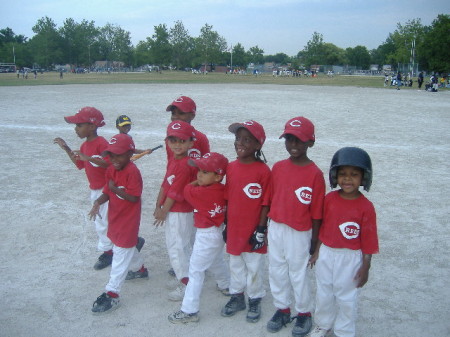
top-left (1, 83), bottom-right (449, 337)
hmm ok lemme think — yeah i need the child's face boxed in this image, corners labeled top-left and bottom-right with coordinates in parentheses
top-left (109, 151), bottom-right (132, 171)
top-left (284, 134), bottom-right (312, 162)
top-left (337, 165), bottom-right (363, 199)
top-left (75, 123), bottom-right (95, 139)
top-left (116, 124), bottom-right (131, 134)
top-left (167, 136), bottom-right (193, 159)
top-left (234, 128), bottom-right (261, 162)
top-left (197, 170), bottom-right (222, 186)
top-left (170, 107), bottom-right (195, 123)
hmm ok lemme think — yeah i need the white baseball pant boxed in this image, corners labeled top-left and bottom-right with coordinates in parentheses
top-left (165, 211), bottom-right (195, 280)
top-left (314, 244), bottom-right (362, 337)
top-left (268, 220), bottom-right (312, 313)
top-left (105, 245), bottom-right (144, 294)
top-left (90, 189), bottom-right (113, 252)
top-left (181, 225), bottom-right (230, 314)
top-left (229, 252), bottom-right (266, 299)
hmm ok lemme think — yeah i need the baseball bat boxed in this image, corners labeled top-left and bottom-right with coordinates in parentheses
top-left (131, 145), bottom-right (163, 161)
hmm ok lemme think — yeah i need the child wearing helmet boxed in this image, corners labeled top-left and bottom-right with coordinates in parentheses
top-left (309, 147), bottom-right (379, 337)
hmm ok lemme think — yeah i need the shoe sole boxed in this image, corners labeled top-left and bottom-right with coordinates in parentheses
top-left (168, 316), bottom-right (200, 324)
top-left (220, 306), bottom-right (246, 317)
top-left (91, 303), bottom-right (120, 315)
top-left (246, 315), bottom-right (261, 323)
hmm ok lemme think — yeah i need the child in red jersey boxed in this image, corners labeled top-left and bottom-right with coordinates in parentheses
top-left (165, 96), bottom-right (210, 162)
top-left (266, 117), bottom-right (325, 337)
top-left (308, 147), bottom-right (379, 337)
top-left (221, 120), bottom-right (271, 324)
top-left (154, 121), bottom-right (198, 301)
top-left (88, 134), bottom-right (148, 314)
top-left (54, 107), bottom-right (114, 270)
top-left (115, 114), bottom-right (154, 157)
top-left (168, 152), bottom-right (231, 324)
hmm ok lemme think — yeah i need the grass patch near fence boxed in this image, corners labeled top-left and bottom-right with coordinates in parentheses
top-left (0, 70), bottom-right (424, 89)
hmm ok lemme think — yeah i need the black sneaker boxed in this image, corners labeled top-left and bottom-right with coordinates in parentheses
top-left (292, 315), bottom-right (312, 337)
top-left (136, 237), bottom-right (145, 252)
top-left (92, 293), bottom-right (119, 314)
top-left (168, 268), bottom-right (176, 277)
top-left (267, 309), bottom-right (291, 333)
top-left (221, 293), bottom-right (246, 317)
top-left (246, 298), bottom-right (262, 323)
top-left (93, 252), bottom-right (113, 270)
top-left (125, 267), bottom-right (149, 280)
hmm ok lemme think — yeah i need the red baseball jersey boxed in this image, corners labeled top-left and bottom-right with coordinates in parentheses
top-left (184, 183), bottom-right (226, 229)
top-left (166, 127), bottom-right (210, 162)
top-left (225, 160), bottom-right (272, 255)
top-left (103, 161), bottom-right (143, 248)
top-left (76, 136), bottom-right (109, 189)
top-left (268, 160), bottom-right (325, 231)
top-left (319, 190), bottom-right (379, 254)
top-left (160, 156), bottom-right (197, 212)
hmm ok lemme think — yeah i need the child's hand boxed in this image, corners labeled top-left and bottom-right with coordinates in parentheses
top-left (53, 137), bottom-right (67, 148)
top-left (249, 226), bottom-right (267, 251)
top-left (88, 202), bottom-right (101, 221)
top-left (354, 265), bottom-right (370, 288)
top-left (72, 150), bottom-right (87, 161)
top-left (308, 252), bottom-right (319, 269)
top-left (153, 208), bottom-right (167, 227)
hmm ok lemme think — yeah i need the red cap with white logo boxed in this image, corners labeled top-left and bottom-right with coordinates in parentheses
top-left (103, 134), bottom-right (136, 155)
top-left (189, 152), bottom-right (229, 176)
top-left (228, 120), bottom-right (266, 145)
top-left (64, 107), bottom-right (105, 127)
top-left (166, 96), bottom-right (197, 114)
top-left (166, 120), bottom-right (196, 140)
top-left (279, 116), bottom-right (315, 142)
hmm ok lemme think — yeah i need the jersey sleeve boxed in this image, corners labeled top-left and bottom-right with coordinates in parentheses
top-left (360, 201), bottom-right (379, 254)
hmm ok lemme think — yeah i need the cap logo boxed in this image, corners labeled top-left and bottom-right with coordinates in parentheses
top-left (243, 183), bottom-right (262, 199)
top-left (175, 97), bottom-right (184, 103)
top-left (171, 123), bottom-right (182, 130)
top-left (202, 153), bottom-right (211, 158)
top-left (339, 222), bottom-right (360, 239)
top-left (295, 186), bottom-right (312, 204)
top-left (243, 121), bottom-right (254, 126)
top-left (290, 119), bottom-right (302, 127)
top-left (109, 137), bottom-right (118, 145)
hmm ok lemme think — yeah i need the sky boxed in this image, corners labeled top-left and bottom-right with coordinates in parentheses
top-left (1, 0), bottom-right (449, 56)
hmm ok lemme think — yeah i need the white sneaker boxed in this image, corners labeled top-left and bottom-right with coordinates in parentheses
top-left (309, 326), bottom-right (329, 337)
top-left (168, 283), bottom-right (186, 301)
top-left (166, 278), bottom-right (181, 290)
top-left (168, 310), bottom-right (199, 324)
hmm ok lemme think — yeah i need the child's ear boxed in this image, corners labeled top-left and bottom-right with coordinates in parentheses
top-left (188, 139), bottom-right (194, 149)
top-left (188, 113), bottom-right (195, 122)
top-left (307, 140), bottom-right (315, 148)
top-left (214, 174), bottom-right (223, 183)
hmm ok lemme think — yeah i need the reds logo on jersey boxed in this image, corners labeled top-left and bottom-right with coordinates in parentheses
top-left (339, 222), bottom-right (360, 239)
top-left (89, 154), bottom-right (103, 167)
top-left (188, 148), bottom-right (201, 158)
top-left (295, 186), bottom-right (312, 204)
top-left (243, 183), bottom-right (262, 199)
top-left (167, 174), bottom-right (175, 185)
top-left (208, 203), bottom-right (225, 218)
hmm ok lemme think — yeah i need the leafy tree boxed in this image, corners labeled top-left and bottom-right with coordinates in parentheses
top-left (29, 16), bottom-right (64, 68)
top-left (420, 14), bottom-right (450, 73)
top-left (195, 24), bottom-right (227, 70)
top-left (264, 53), bottom-right (290, 65)
top-left (247, 45), bottom-right (264, 65)
top-left (322, 43), bottom-right (346, 65)
top-left (346, 45), bottom-right (371, 69)
top-left (169, 20), bottom-right (193, 69)
top-left (370, 37), bottom-right (396, 67)
top-left (0, 28), bottom-right (30, 66)
top-left (230, 43), bottom-right (247, 67)
top-left (97, 23), bottom-right (133, 66)
top-left (299, 32), bottom-right (325, 67)
top-left (149, 24), bottom-right (171, 67)
top-left (134, 40), bottom-right (152, 66)
top-left (387, 19), bottom-right (425, 68)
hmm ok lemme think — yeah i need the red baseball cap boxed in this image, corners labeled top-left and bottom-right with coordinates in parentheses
top-left (279, 116), bottom-right (315, 142)
top-left (166, 120), bottom-right (196, 140)
top-left (103, 134), bottom-right (136, 155)
top-left (64, 107), bottom-right (105, 127)
top-left (189, 152), bottom-right (229, 176)
top-left (228, 120), bottom-right (266, 145)
top-left (166, 96), bottom-right (197, 114)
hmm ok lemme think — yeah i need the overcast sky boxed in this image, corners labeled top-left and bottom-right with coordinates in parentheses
top-left (2, 0), bottom-right (449, 56)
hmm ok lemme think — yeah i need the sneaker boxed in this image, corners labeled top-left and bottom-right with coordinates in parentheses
top-left (166, 278), bottom-right (181, 290)
top-left (168, 268), bottom-right (176, 277)
top-left (292, 315), bottom-right (312, 337)
top-left (91, 292), bottom-right (119, 314)
top-left (309, 326), bottom-right (329, 337)
top-left (168, 310), bottom-right (199, 324)
top-left (93, 252), bottom-right (113, 270)
top-left (216, 285), bottom-right (231, 296)
top-left (266, 309), bottom-right (291, 333)
top-left (168, 283), bottom-right (186, 301)
top-left (125, 267), bottom-right (149, 280)
top-left (136, 237), bottom-right (145, 252)
top-left (246, 298), bottom-right (262, 323)
top-left (221, 293), bottom-right (246, 317)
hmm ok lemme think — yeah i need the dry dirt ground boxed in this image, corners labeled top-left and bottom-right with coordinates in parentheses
top-left (0, 83), bottom-right (449, 337)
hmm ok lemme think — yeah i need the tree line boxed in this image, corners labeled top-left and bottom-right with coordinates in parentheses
top-left (0, 15), bottom-right (448, 73)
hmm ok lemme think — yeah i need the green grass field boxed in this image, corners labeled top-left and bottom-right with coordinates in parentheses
top-left (0, 70), bottom-right (433, 89)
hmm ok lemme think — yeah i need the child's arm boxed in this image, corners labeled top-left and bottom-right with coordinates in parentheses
top-left (310, 219), bottom-right (322, 255)
top-left (355, 254), bottom-right (372, 288)
top-left (153, 196), bottom-right (175, 227)
top-left (308, 239), bottom-right (323, 268)
top-left (88, 193), bottom-right (109, 220)
top-left (53, 137), bottom-right (78, 166)
top-left (108, 180), bottom-right (139, 203)
top-left (249, 205), bottom-right (269, 251)
top-left (72, 150), bottom-right (109, 168)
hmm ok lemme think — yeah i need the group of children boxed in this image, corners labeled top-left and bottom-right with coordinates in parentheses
top-left (54, 96), bottom-right (379, 337)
